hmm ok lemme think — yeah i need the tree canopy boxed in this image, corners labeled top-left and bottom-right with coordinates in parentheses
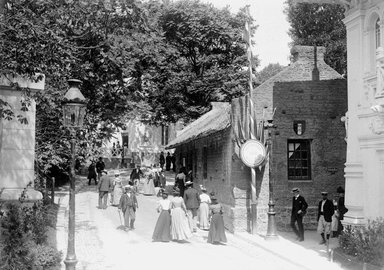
top-left (0, 0), bottom-right (257, 175)
top-left (284, 0), bottom-right (347, 74)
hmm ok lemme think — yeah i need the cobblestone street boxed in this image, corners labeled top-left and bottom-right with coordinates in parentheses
top-left (55, 179), bottom-right (324, 270)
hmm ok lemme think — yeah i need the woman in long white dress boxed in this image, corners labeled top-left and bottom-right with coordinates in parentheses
top-left (170, 188), bottom-right (192, 241)
top-left (198, 187), bottom-right (211, 230)
top-left (143, 169), bottom-right (156, 196)
top-left (112, 172), bottom-right (124, 206)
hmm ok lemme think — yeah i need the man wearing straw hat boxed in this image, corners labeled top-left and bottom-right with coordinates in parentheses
top-left (119, 185), bottom-right (139, 231)
top-left (98, 170), bottom-right (112, 209)
top-left (317, 191), bottom-right (334, 245)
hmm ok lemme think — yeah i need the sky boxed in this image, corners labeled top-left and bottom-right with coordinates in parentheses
top-left (202, 0), bottom-right (292, 70)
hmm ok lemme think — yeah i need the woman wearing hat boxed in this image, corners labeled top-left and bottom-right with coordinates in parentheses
top-left (152, 191), bottom-right (172, 242)
top-left (112, 171), bottom-right (123, 206)
top-left (207, 196), bottom-right (227, 244)
top-left (170, 188), bottom-right (192, 241)
top-left (198, 187), bottom-right (211, 230)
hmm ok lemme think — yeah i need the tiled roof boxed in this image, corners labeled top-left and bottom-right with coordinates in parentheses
top-left (165, 102), bottom-right (231, 149)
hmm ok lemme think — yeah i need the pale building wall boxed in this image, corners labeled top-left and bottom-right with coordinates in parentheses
top-left (343, 0), bottom-right (384, 225)
top-left (0, 75), bottom-right (44, 201)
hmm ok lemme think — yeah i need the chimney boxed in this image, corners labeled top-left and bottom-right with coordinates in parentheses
top-left (312, 46), bottom-right (320, 81)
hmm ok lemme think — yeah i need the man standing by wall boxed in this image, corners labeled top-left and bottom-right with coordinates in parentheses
top-left (97, 170), bottom-right (112, 209)
top-left (290, 188), bottom-right (308, 242)
top-left (317, 191), bottom-right (334, 245)
top-left (184, 181), bottom-right (200, 233)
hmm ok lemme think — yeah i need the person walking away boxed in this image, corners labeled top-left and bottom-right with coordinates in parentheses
top-left (171, 153), bottom-right (176, 172)
top-left (170, 188), bottom-right (192, 241)
top-left (130, 165), bottom-right (143, 194)
top-left (207, 196), bottom-right (227, 244)
top-left (317, 191), bottom-right (334, 245)
top-left (165, 152), bottom-right (172, 171)
top-left (175, 169), bottom-right (186, 197)
top-left (159, 169), bottom-right (166, 188)
top-left (159, 152), bottom-right (165, 170)
top-left (290, 187), bottom-right (308, 242)
top-left (98, 170), bottom-right (112, 209)
top-left (112, 171), bottom-right (124, 206)
top-left (183, 181), bottom-right (200, 233)
top-left (152, 191), bottom-right (172, 242)
top-left (336, 186), bottom-right (348, 236)
top-left (87, 161), bottom-right (97, 185)
top-left (199, 187), bottom-right (211, 230)
top-left (96, 157), bottom-right (105, 182)
top-left (118, 185), bottom-right (138, 231)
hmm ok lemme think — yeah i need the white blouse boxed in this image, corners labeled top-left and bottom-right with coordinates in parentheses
top-left (199, 193), bottom-right (211, 204)
top-left (157, 199), bottom-right (171, 211)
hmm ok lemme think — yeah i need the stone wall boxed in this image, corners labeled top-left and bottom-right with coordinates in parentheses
top-left (272, 79), bottom-right (348, 230)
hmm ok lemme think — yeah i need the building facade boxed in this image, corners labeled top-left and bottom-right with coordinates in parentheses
top-left (167, 46), bottom-right (348, 233)
top-left (0, 75), bottom-right (45, 201)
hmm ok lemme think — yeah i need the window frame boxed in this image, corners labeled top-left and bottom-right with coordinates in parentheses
top-left (376, 17), bottom-right (381, 49)
top-left (287, 139), bottom-right (312, 181)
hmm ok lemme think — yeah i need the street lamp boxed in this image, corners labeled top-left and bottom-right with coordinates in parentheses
top-left (265, 120), bottom-right (278, 240)
top-left (62, 79), bottom-right (86, 270)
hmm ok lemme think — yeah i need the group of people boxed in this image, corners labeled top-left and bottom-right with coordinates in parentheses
top-left (159, 152), bottom-right (176, 172)
top-left (152, 182), bottom-right (227, 244)
top-left (290, 186), bottom-right (348, 244)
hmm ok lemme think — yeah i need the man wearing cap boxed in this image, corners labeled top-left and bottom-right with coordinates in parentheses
top-left (119, 185), bottom-right (139, 231)
top-left (290, 187), bottom-right (308, 242)
top-left (98, 170), bottom-right (112, 209)
top-left (183, 181), bottom-right (200, 233)
top-left (317, 191), bottom-right (334, 245)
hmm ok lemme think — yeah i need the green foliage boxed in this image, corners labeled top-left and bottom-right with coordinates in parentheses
top-left (0, 203), bottom-right (34, 270)
top-left (339, 218), bottom-right (384, 267)
top-left (1, 0), bottom-right (257, 177)
top-left (284, 0), bottom-right (347, 74)
top-left (0, 200), bottom-right (61, 270)
top-left (256, 63), bottom-right (285, 84)
top-left (30, 244), bottom-right (62, 269)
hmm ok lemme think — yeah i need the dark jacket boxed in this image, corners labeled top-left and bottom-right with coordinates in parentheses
top-left (317, 199), bottom-right (335, 222)
top-left (96, 160), bottom-right (105, 173)
top-left (98, 175), bottom-right (112, 192)
top-left (337, 196), bottom-right (348, 220)
top-left (130, 168), bottom-right (143, 180)
top-left (183, 187), bottom-right (200, 209)
top-left (291, 195), bottom-right (308, 217)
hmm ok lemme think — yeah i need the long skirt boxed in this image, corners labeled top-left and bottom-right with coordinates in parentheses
top-left (143, 178), bottom-right (156, 195)
top-left (171, 207), bottom-right (192, 241)
top-left (199, 203), bottom-right (210, 230)
top-left (112, 186), bottom-right (123, 205)
top-left (152, 210), bottom-right (171, 242)
top-left (207, 213), bottom-right (227, 244)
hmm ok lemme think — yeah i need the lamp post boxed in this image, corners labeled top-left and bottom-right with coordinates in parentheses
top-left (62, 79), bottom-right (86, 270)
top-left (265, 120), bottom-right (278, 240)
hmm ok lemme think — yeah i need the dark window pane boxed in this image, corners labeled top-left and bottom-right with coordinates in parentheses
top-left (288, 169), bottom-right (295, 176)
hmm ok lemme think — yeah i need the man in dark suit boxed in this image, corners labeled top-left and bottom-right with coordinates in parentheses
top-left (130, 165), bottom-right (143, 193)
top-left (317, 191), bottom-right (334, 244)
top-left (291, 187), bottom-right (308, 242)
top-left (184, 181), bottom-right (200, 233)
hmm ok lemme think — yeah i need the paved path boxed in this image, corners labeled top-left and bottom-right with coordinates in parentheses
top-left (56, 183), bottom-right (307, 270)
top-left (55, 173), bottom-right (346, 270)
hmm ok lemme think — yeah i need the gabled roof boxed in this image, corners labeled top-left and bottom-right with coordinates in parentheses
top-left (166, 102), bottom-right (231, 149)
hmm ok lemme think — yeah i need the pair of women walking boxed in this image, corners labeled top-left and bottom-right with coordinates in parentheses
top-left (152, 188), bottom-right (227, 244)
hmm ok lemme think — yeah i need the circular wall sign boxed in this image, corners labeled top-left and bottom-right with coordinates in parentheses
top-left (240, 139), bottom-right (267, 168)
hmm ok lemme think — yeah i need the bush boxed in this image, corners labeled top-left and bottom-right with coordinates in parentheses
top-left (339, 218), bottom-right (384, 267)
top-left (30, 244), bottom-right (62, 269)
top-left (0, 202), bottom-right (62, 270)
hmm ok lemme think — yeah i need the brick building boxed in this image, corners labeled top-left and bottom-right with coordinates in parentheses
top-left (166, 45), bottom-right (348, 234)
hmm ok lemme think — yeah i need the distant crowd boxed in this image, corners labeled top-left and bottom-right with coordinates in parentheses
top-left (86, 156), bottom-right (226, 245)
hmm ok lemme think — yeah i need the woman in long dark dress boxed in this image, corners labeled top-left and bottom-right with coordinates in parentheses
top-left (152, 191), bottom-right (172, 242)
top-left (207, 196), bottom-right (227, 244)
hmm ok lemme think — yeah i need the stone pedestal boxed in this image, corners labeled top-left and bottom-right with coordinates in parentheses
top-left (0, 74), bottom-right (44, 201)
